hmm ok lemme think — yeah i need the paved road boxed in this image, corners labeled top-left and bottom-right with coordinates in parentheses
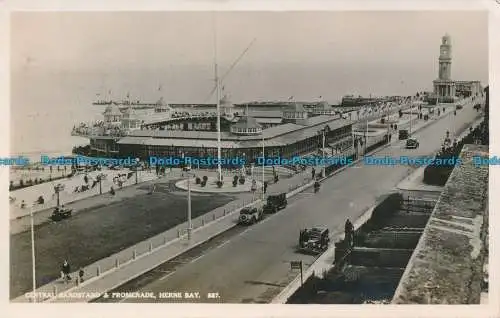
top-left (119, 103), bottom-right (482, 303)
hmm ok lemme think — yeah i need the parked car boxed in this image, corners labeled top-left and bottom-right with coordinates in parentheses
top-left (406, 138), bottom-right (420, 149)
top-left (51, 206), bottom-right (73, 221)
top-left (263, 193), bottom-right (287, 213)
top-left (298, 227), bottom-right (330, 254)
top-left (238, 207), bottom-right (263, 225)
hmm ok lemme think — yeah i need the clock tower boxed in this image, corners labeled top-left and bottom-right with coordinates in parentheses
top-left (433, 33), bottom-right (456, 103)
top-left (438, 34), bottom-right (452, 80)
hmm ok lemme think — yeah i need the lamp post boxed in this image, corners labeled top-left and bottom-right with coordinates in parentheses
top-left (135, 158), bottom-right (140, 184)
top-left (187, 172), bottom-right (192, 240)
top-left (262, 136), bottom-right (265, 201)
top-left (352, 128), bottom-right (356, 159)
top-left (321, 129), bottom-right (326, 177)
top-left (96, 173), bottom-right (106, 195)
top-left (53, 183), bottom-right (64, 207)
top-left (364, 116), bottom-right (368, 157)
top-left (409, 101), bottom-right (413, 137)
top-left (30, 203), bottom-right (36, 302)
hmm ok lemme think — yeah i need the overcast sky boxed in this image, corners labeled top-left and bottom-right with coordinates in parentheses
top-left (11, 11), bottom-right (487, 74)
top-left (10, 11), bottom-right (488, 103)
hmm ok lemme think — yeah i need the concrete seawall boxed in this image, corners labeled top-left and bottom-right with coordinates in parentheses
top-left (392, 145), bottom-right (489, 304)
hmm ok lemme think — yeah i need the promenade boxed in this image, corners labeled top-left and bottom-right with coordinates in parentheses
top-left (10, 168), bottom-right (157, 220)
top-left (11, 99), bottom-right (472, 303)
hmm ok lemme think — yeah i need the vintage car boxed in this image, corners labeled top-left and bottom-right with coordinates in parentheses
top-left (406, 138), bottom-right (420, 149)
top-left (238, 207), bottom-right (263, 225)
top-left (262, 193), bottom-right (287, 214)
top-left (398, 129), bottom-right (409, 140)
top-left (298, 227), bottom-right (330, 254)
top-left (51, 206), bottom-right (73, 221)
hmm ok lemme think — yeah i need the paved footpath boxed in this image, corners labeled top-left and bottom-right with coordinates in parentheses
top-left (11, 172), bottom-right (160, 235)
top-left (10, 169), bottom-right (157, 220)
top-left (14, 99), bottom-right (472, 303)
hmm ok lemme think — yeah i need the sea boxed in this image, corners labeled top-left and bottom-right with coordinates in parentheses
top-left (10, 64), bottom-right (431, 161)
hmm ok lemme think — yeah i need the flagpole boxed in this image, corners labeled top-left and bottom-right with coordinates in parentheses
top-left (262, 136), bottom-right (265, 201)
top-left (213, 13), bottom-right (222, 182)
top-left (322, 130), bottom-right (326, 176)
top-left (30, 204), bottom-right (36, 302)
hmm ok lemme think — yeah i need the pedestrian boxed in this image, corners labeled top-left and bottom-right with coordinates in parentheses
top-left (78, 268), bottom-right (84, 283)
top-left (345, 219), bottom-right (354, 248)
top-left (311, 167), bottom-right (316, 180)
top-left (251, 180), bottom-right (257, 192)
top-left (61, 260), bottom-right (71, 283)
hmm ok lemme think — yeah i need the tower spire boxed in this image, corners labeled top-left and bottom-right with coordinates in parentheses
top-left (433, 33), bottom-right (455, 103)
top-left (439, 34), bottom-right (452, 80)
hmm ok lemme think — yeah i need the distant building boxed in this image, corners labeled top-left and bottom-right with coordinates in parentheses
top-left (282, 103), bottom-right (309, 126)
top-left (431, 34), bottom-right (483, 103)
top-left (247, 110), bottom-right (283, 129)
top-left (455, 80), bottom-right (482, 98)
top-left (311, 101), bottom-right (339, 117)
top-left (118, 115), bottom-right (354, 166)
top-left (230, 116), bottom-right (263, 135)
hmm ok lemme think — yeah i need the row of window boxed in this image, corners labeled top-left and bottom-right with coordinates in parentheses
top-left (231, 127), bottom-right (262, 134)
top-left (118, 127), bottom-right (353, 160)
top-left (283, 112), bottom-right (307, 119)
top-left (104, 115), bottom-right (122, 122)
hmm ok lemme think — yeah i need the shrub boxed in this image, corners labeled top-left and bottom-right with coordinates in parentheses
top-left (216, 181), bottom-right (223, 188)
top-left (203, 176), bottom-right (208, 182)
top-left (239, 176), bottom-right (245, 185)
top-left (20, 180), bottom-right (24, 187)
top-left (201, 180), bottom-right (207, 187)
top-left (232, 180), bottom-right (238, 187)
top-left (195, 177), bottom-right (201, 184)
top-left (233, 175), bottom-right (239, 182)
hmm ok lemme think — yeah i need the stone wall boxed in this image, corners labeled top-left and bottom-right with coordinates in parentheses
top-left (392, 144), bottom-right (488, 304)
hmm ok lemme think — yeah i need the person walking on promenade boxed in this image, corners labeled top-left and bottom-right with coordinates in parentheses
top-left (61, 260), bottom-right (71, 283)
top-left (311, 167), bottom-right (316, 180)
top-left (78, 268), bottom-right (84, 283)
top-left (345, 219), bottom-right (354, 248)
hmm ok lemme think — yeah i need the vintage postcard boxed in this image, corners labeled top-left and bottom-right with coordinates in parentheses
top-left (2, 1), bottom-right (498, 318)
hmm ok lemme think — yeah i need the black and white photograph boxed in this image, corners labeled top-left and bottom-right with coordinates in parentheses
top-left (3, 4), bottom-right (496, 317)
